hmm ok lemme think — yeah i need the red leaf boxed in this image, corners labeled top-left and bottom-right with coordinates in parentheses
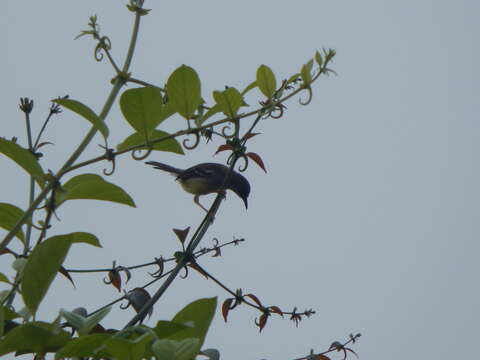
top-left (257, 313), bottom-right (269, 332)
top-left (245, 293), bottom-right (262, 307)
top-left (313, 355), bottom-right (331, 360)
top-left (188, 263), bottom-right (209, 279)
top-left (222, 298), bottom-right (234, 322)
top-left (243, 132), bottom-right (261, 141)
top-left (214, 144), bottom-right (234, 155)
top-left (36, 141), bottom-right (54, 149)
top-left (269, 306), bottom-right (283, 317)
top-left (246, 152), bottom-right (267, 172)
top-left (108, 270), bottom-right (122, 292)
top-left (59, 266), bottom-right (76, 288)
top-left (173, 227), bottom-right (190, 244)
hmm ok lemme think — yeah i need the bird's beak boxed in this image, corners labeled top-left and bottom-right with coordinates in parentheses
top-left (242, 197), bottom-right (248, 209)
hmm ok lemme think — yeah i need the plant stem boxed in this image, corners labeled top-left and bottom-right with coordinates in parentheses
top-left (33, 112), bottom-right (53, 150)
top-left (23, 177), bottom-right (35, 255)
top-left (122, 7), bottom-right (142, 73)
top-left (23, 110), bottom-right (35, 255)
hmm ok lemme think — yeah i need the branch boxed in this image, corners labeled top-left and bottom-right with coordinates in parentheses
top-left (65, 237), bottom-right (243, 273)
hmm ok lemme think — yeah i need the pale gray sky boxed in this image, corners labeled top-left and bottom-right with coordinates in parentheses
top-left (1, 1), bottom-right (479, 359)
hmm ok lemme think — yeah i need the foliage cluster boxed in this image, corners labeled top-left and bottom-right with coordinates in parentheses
top-left (0, 1), bottom-right (359, 359)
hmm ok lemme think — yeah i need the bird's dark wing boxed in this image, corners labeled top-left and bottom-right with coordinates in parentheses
top-left (177, 163), bottom-right (228, 180)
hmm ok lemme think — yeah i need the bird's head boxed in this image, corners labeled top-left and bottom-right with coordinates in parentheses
top-left (228, 172), bottom-right (251, 209)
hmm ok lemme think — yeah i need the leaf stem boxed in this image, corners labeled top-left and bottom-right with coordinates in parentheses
top-left (33, 112), bottom-right (54, 151)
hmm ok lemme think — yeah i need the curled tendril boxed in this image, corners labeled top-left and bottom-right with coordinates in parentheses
top-left (237, 155), bottom-right (248, 172)
top-left (221, 124), bottom-right (236, 138)
top-left (101, 36), bottom-right (112, 50)
top-left (94, 36), bottom-right (112, 62)
top-left (131, 147), bottom-right (152, 160)
top-left (228, 153), bottom-right (249, 172)
top-left (120, 294), bottom-right (130, 310)
top-left (182, 131), bottom-right (200, 150)
top-left (94, 43), bottom-right (104, 61)
top-left (148, 257), bottom-right (164, 278)
top-left (269, 103), bottom-right (286, 119)
top-left (103, 159), bottom-right (116, 176)
top-left (102, 147), bottom-right (116, 176)
top-left (298, 86), bottom-right (313, 105)
top-left (180, 266), bottom-right (189, 279)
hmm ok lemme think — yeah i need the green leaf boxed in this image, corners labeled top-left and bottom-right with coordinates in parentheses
top-left (169, 297), bottom-right (216, 353)
top-left (166, 65), bottom-right (202, 119)
top-left (151, 338), bottom-right (200, 360)
top-left (22, 235), bottom-right (73, 314)
top-left (0, 321), bottom-right (70, 356)
top-left (116, 130), bottom-right (184, 155)
top-left (213, 88), bottom-right (243, 118)
top-left (0, 138), bottom-right (45, 188)
top-left (300, 59), bottom-right (314, 84)
top-left (0, 273), bottom-right (9, 284)
top-left (0, 202), bottom-right (25, 242)
top-left (1, 307), bottom-right (20, 321)
top-left (256, 65), bottom-right (277, 98)
top-left (0, 307), bottom-right (22, 337)
top-left (0, 307), bottom-right (4, 337)
top-left (56, 174), bottom-right (136, 208)
top-left (241, 80), bottom-right (258, 96)
top-left (60, 309), bottom-right (86, 333)
top-left (69, 232), bottom-right (102, 247)
top-left (0, 291), bottom-right (9, 304)
top-left (286, 73), bottom-right (300, 84)
top-left (315, 50), bottom-right (323, 67)
top-left (153, 321), bottom-right (191, 339)
top-left (55, 333), bottom-right (113, 359)
top-left (120, 87), bottom-right (169, 134)
top-left (0, 306), bottom-right (20, 321)
top-left (60, 306), bottom-right (110, 336)
top-left (105, 333), bottom-right (152, 360)
top-left (83, 306), bottom-right (111, 335)
top-left (159, 101), bottom-right (177, 122)
top-left (54, 98), bottom-right (109, 139)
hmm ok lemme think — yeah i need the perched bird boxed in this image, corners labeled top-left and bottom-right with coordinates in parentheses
top-left (145, 161), bottom-right (250, 212)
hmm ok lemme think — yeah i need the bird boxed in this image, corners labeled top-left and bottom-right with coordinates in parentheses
top-left (145, 161), bottom-right (250, 212)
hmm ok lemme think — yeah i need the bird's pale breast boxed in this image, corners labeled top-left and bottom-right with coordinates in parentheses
top-left (180, 177), bottom-right (216, 195)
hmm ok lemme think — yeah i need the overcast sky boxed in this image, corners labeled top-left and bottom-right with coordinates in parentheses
top-left (2, 1), bottom-right (479, 359)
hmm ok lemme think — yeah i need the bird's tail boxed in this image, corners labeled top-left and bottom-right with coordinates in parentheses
top-left (145, 161), bottom-right (182, 175)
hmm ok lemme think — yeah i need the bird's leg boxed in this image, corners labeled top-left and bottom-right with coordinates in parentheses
top-left (194, 195), bottom-right (216, 222)
top-left (193, 195), bottom-right (209, 213)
